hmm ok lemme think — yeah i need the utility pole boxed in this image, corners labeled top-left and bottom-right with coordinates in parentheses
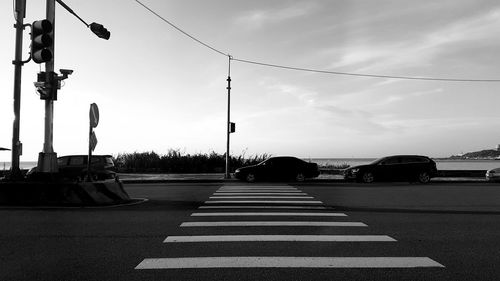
top-left (225, 56), bottom-right (232, 179)
top-left (11, 0), bottom-right (27, 180)
top-left (37, 0), bottom-right (58, 173)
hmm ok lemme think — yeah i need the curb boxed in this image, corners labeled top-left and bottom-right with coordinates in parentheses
top-left (120, 177), bottom-right (488, 184)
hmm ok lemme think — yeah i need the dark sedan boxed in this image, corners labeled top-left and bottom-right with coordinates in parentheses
top-left (234, 156), bottom-right (320, 182)
top-left (343, 155), bottom-right (438, 183)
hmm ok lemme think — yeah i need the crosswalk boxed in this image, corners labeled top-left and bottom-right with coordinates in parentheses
top-left (135, 184), bottom-right (444, 270)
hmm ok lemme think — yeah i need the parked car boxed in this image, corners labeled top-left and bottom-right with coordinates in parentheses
top-left (343, 155), bottom-right (438, 183)
top-left (234, 156), bottom-right (320, 182)
top-left (27, 155), bottom-right (116, 181)
top-left (486, 168), bottom-right (500, 182)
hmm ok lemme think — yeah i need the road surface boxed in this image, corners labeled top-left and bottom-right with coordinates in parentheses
top-left (0, 181), bottom-right (499, 280)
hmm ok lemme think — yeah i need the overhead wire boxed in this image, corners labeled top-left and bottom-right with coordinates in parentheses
top-left (134, 0), bottom-right (500, 83)
top-left (134, 0), bottom-right (229, 57)
top-left (231, 58), bottom-right (500, 82)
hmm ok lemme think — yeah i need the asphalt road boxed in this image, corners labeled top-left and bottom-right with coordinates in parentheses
top-left (1, 181), bottom-right (500, 281)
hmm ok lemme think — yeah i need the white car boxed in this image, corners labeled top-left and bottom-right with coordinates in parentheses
top-left (486, 168), bottom-right (500, 182)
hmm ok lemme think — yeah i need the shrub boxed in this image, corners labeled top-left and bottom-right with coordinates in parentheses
top-left (114, 150), bottom-right (270, 173)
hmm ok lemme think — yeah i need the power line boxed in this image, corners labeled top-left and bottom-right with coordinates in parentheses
top-left (134, 0), bottom-right (228, 57)
top-left (232, 58), bottom-right (500, 82)
top-left (134, 0), bottom-right (500, 83)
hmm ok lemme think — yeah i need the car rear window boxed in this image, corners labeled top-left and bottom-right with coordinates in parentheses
top-left (382, 157), bottom-right (401, 165)
top-left (69, 156), bottom-right (85, 166)
top-left (105, 157), bottom-right (114, 166)
top-left (57, 157), bottom-right (69, 165)
top-left (403, 157), bottom-right (429, 164)
top-left (91, 157), bottom-right (102, 164)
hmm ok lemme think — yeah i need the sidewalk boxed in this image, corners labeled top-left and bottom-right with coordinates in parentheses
top-left (118, 173), bottom-right (487, 184)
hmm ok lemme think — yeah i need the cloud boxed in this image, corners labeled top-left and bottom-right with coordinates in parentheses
top-left (235, 2), bottom-right (318, 30)
top-left (315, 104), bottom-right (394, 135)
top-left (369, 88), bottom-right (443, 107)
top-left (258, 78), bottom-right (318, 106)
top-left (326, 7), bottom-right (500, 73)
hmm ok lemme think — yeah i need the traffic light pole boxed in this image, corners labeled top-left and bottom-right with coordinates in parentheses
top-left (10, 0), bottom-right (26, 180)
top-left (37, 0), bottom-right (58, 173)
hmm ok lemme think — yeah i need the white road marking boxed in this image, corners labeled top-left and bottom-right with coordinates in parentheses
top-left (220, 184), bottom-right (295, 189)
top-left (199, 205), bottom-right (328, 209)
top-left (191, 212), bottom-right (346, 217)
top-left (209, 196), bottom-right (314, 199)
top-left (205, 200), bottom-right (323, 204)
top-left (214, 190), bottom-right (307, 196)
top-left (217, 189), bottom-right (301, 192)
top-left (135, 257), bottom-right (444, 269)
top-left (164, 235), bottom-right (396, 242)
top-left (218, 187), bottom-right (298, 190)
top-left (180, 221), bottom-right (367, 227)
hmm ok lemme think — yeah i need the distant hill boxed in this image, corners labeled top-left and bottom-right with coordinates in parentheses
top-left (449, 149), bottom-right (500, 159)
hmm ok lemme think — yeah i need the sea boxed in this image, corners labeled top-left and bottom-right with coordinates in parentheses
top-left (1, 159), bottom-right (500, 171)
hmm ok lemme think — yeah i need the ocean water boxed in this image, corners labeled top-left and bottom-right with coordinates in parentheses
top-left (1, 159), bottom-right (499, 171)
top-left (308, 158), bottom-right (500, 171)
top-left (1, 161), bottom-right (38, 171)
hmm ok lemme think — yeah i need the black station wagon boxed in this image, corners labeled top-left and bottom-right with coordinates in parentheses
top-left (343, 155), bottom-right (438, 183)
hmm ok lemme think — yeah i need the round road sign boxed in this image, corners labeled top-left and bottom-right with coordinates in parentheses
top-left (89, 103), bottom-right (99, 128)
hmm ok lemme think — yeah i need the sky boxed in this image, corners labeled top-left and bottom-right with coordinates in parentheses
top-left (2, 0), bottom-right (500, 163)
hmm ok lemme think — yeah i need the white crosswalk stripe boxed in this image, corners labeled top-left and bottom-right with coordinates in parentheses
top-left (214, 192), bottom-right (308, 195)
top-left (180, 221), bottom-right (368, 227)
top-left (135, 184), bottom-right (444, 270)
top-left (164, 235), bottom-right (397, 242)
top-left (191, 212), bottom-right (347, 217)
top-left (205, 200), bottom-right (324, 204)
top-left (136, 257), bottom-right (444, 269)
top-left (199, 205), bottom-right (328, 209)
top-left (209, 196), bottom-right (315, 199)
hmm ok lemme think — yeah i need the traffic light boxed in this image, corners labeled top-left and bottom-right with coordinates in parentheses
top-left (90, 22), bottom-right (110, 40)
top-left (31, 20), bottom-right (53, 64)
top-left (35, 72), bottom-right (58, 100)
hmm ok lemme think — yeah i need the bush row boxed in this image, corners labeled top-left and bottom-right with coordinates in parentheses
top-left (113, 150), bottom-right (271, 173)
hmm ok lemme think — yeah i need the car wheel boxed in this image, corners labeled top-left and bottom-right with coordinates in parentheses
top-left (246, 173), bottom-right (256, 183)
top-left (361, 172), bottom-right (374, 183)
top-left (295, 173), bottom-right (305, 182)
top-left (418, 172), bottom-right (431, 183)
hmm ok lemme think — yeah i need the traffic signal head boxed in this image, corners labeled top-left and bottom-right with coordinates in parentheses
top-left (90, 22), bottom-right (110, 40)
top-left (35, 72), bottom-right (58, 100)
top-left (31, 20), bottom-right (53, 64)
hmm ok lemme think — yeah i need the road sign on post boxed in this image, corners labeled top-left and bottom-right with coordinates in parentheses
top-left (87, 103), bottom-right (99, 181)
top-left (90, 131), bottom-right (97, 152)
top-left (89, 103), bottom-right (99, 128)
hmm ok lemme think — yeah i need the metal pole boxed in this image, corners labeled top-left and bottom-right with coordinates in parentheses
top-left (87, 125), bottom-right (92, 181)
top-left (225, 56), bottom-right (232, 179)
top-left (38, 0), bottom-right (58, 173)
top-left (11, 0), bottom-right (26, 180)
